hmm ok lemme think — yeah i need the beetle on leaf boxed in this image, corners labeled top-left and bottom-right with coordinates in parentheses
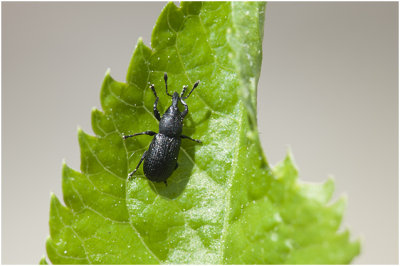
top-left (123, 73), bottom-right (201, 186)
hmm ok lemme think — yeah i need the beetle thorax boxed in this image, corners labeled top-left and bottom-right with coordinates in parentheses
top-left (159, 97), bottom-right (183, 137)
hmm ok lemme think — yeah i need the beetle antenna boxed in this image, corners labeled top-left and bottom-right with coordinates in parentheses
top-left (182, 80), bottom-right (199, 99)
top-left (180, 85), bottom-right (188, 98)
top-left (164, 72), bottom-right (172, 97)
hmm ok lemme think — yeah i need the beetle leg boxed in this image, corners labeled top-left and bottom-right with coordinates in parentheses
top-left (175, 162), bottom-right (179, 169)
top-left (123, 131), bottom-right (156, 139)
top-left (180, 97), bottom-right (189, 118)
top-left (150, 84), bottom-right (161, 121)
top-left (179, 80), bottom-right (199, 117)
top-left (128, 150), bottom-right (147, 180)
top-left (181, 134), bottom-right (202, 143)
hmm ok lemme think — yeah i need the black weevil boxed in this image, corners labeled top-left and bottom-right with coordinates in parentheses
top-left (123, 73), bottom-right (201, 186)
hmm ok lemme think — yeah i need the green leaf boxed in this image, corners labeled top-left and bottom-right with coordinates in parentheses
top-left (46, 2), bottom-right (360, 264)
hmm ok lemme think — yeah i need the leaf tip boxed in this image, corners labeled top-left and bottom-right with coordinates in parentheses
top-left (354, 235), bottom-right (363, 253)
top-left (326, 175), bottom-right (335, 183)
top-left (284, 145), bottom-right (294, 160)
top-left (338, 193), bottom-right (349, 205)
top-left (61, 161), bottom-right (70, 176)
top-left (284, 147), bottom-right (299, 174)
top-left (101, 69), bottom-right (115, 92)
top-left (331, 194), bottom-right (348, 218)
top-left (104, 67), bottom-right (111, 76)
top-left (339, 227), bottom-right (362, 261)
top-left (323, 176), bottom-right (336, 201)
top-left (49, 192), bottom-right (58, 204)
top-left (76, 127), bottom-right (91, 142)
top-left (91, 106), bottom-right (98, 113)
top-left (133, 37), bottom-right (148, 54)
top-left (322, 174), bottom-right (336, 188)
top-left (76, 125), bottom-right (83, 133)
top-left (39, 255), bottom-right (48, 265)
top-left (49, 191), bottom-right (55, 199)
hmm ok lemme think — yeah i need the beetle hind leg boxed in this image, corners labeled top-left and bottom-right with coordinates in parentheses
top-left (181, 134), bottom-right (202, 143)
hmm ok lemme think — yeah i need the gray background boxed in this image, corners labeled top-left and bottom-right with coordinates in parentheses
top-left (2, 2), bottom-right (398, 264)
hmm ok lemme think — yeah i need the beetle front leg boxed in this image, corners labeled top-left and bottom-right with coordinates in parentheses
top-left (128, 150), bottom-right (147, 180)
top-left (180, 97), bottom-right (189, 118)
top-left (181, 134), bottom-right (202, 143)
top-left (179, 79), bottom-right (199, 118)
top-left (123, 131), bottom-right (156, 139)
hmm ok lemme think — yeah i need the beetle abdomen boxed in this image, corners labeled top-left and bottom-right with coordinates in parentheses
top-left (143, 134), bottom-right (181, 182)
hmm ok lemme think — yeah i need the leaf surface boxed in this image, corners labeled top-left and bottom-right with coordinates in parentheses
top-left (46, 2), bottom-right (360, 264)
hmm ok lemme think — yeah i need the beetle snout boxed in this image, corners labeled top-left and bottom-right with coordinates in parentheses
top-left (172, 92), bottom-right (180, 107)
